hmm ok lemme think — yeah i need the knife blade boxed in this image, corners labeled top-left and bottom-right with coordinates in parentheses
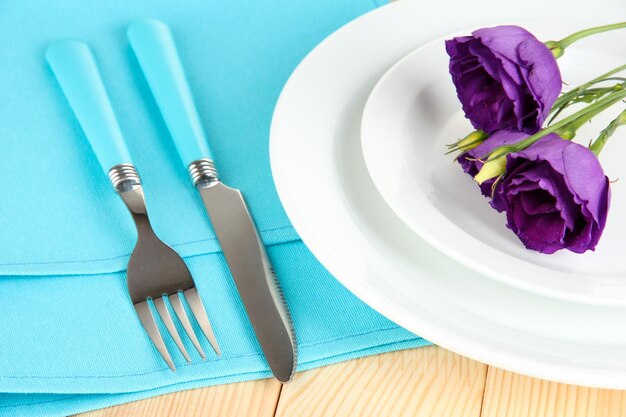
top-left (128, 18), bottom-right (297, 382)
top-left (199, 181), bottom-right (296, 381)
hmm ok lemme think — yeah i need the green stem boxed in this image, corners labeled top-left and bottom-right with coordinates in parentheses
top-left (559, 22), bottom-right (626, 49)
top-left (487, 88), bottom-right (626, 161)
top-left (550, 64), bottom-right (626, 112)
top-left (556, 96), bottom-right (623, 138)
top-left (589, 108), bottom-right (626, 155)
top-left (546, 22), bottom-right (626, 57)
top-left (548, 82), bottom-right (625, 126)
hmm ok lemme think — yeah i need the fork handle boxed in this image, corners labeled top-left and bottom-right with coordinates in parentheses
top-left (46, 40), bottom-right (133, 174)
top-left (127, 19), bottom-right (214, 168)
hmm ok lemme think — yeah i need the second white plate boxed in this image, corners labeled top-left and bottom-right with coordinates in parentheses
top-left (361, 22), bottom-right (626, 306)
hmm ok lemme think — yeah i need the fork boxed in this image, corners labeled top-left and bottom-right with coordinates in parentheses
top-left (46, 39), bottom-right (220, 370)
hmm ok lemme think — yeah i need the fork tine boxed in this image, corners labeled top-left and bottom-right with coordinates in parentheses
top-left (134, 300), bottom-right (176, 370)
top-left (184, 288), bottom-right (221, 356)
top-left (170, 291), bottom-right (206, 359)
top-left (153, 296), bottom-right (191, 362)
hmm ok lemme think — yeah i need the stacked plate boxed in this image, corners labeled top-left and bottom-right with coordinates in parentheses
top-left (270, 0), bottom-right (626, 388)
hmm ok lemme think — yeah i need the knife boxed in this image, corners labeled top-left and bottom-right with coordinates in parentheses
top-left (128, 19), bottom-right (297, 382)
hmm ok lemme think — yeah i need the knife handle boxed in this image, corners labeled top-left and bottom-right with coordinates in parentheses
top-left (46, 40), bottom-right (133, 174)
top-left (127, 19), bottom-right (214, 169)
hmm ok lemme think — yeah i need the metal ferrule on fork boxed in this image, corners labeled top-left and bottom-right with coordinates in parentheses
top-left (108, 163), bottom-right (148, 216)
top-left (108, 162), bottom-right (141, 191)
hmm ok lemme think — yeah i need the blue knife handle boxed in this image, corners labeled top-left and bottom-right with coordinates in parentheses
top-left (46, 40), bottom-right (132, 173)
top-left (127, 19), bottom-right (214, 168)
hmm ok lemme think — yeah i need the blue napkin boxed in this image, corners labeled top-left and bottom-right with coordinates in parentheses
top-left (0, 0), bottom-right (428, 415)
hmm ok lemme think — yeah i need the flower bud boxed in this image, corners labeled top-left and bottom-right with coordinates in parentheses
top-left (474, 156), bottom-right (506, 185)
top-left (544, 40), bottom-right (564, 58)
top-left (456, 130), bottom-right (488, 151)
top-left (556, 125), bottom-right (576, 140)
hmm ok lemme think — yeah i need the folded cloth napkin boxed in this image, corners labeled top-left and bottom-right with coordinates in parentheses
top-left (0, 0), bottom-right (427, 415)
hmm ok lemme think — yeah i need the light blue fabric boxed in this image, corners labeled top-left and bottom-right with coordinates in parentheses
top-left (0, 0), bottom-right (428, 415)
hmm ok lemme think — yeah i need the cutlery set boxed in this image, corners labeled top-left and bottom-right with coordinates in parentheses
top-left (46, 19), bottom-right (296, 382)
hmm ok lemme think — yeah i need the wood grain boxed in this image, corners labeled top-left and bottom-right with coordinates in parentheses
top-left (481, 367), bottom-right (626, 417)
top-left (76, 347), bottom-right (626, 417)
top-left (274, 346), bottom-right (488, 417)
top-left (76, 378), bottom-right (281, 417)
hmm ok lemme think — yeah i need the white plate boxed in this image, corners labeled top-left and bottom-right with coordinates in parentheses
top-left (270, 0), bottom-right (626, 388)
top-left (361, 22), bottom-right (626, 306)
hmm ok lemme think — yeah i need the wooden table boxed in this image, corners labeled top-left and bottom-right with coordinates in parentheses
top-left (78, 345), bottom-right (626, 417)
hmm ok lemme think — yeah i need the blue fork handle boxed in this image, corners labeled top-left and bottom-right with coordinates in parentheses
top-left (46, 40), bottom-right (132, 173)
top-left (128, 19), bottom-right (214, 168)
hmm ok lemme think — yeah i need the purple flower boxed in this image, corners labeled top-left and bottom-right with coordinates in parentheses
top-left (492, 134), bottom-right (610, 254)
top-left (446, 25), bottom-right (562, 134)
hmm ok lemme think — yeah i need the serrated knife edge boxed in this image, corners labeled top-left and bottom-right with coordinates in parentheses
top-left (198, 182), bottom-right (297, 382)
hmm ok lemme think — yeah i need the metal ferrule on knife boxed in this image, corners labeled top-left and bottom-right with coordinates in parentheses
top-left (188, 159), bottom-right (220, 188)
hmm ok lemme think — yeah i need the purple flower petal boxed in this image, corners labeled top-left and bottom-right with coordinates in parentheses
top-left (486, 133), bottom-right (610, 254)
top-left (519, 189), bottom-right (557, 215)
top-left (446, 25), bottom-right (562, 133)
